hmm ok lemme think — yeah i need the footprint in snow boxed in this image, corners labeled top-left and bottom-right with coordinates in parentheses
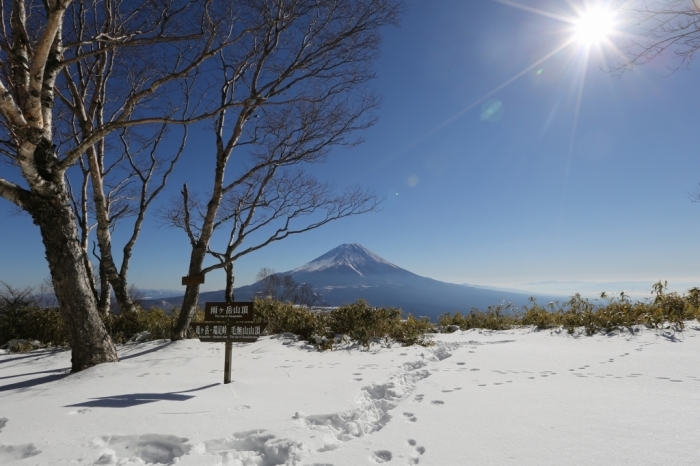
top-left (407, 439), bottom-right (425, 464)
top-left (371, 450), bottom-right (392, 463)
top-left (95, 434), bottom-right (190, 465)
top-left (68, 409), bottom-right (91, 415)
top-left (0, 443), bottom-right (41, 462)
top-left (204, 430), bottom-right (303, 464)
top-left (430, 400), bottom-right (444, 406)
top-left (413, 394), bottom-right (424, 403)
top-left (403, 412), bottom-right (417, 423)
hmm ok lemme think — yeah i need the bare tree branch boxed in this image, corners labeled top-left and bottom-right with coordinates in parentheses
top-left (0, 176), bottom-right (30, 207)
top-left (0, 0), bottom-right (248, 370)
top-left (612, 0), bottom-right (700, 73)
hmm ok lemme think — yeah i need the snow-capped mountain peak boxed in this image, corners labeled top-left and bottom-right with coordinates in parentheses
top-left (291, 244), bottom-right (401, 276)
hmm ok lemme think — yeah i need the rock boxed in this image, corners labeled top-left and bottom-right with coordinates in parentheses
top-left (127, 331), bottom-right (151, 343)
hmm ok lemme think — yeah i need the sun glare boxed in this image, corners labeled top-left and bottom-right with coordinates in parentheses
top-left (574, 7), bottom-right (614, 44)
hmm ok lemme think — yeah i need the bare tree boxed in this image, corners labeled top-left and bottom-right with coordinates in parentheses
top-left (211, 172), bottom-right (378, 303)
top-left (254, 269), bottom-right (320, 306)
top-left (255, 267), bottom-right (275, 283)
top-left (293, 282), bottom-right (321, 307)
top-left (262, 274), bottom-right (299, 302)
top-left (255, 267), bottom-right (278, 300)
top-left (612, 0), bottom-right (700, 72)
top-left (70, 122), bottom-right (188, 318)
top-left (160, 0), bottom-right (403, 340)
top-left (165, 168), bottom-right (379, 304)
top-left (0, 0), bottom-right (238, 371)
top-left (0, 281), bottom-right (37, 312)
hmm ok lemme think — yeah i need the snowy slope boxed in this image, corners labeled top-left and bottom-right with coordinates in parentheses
top-left (1, 324), bottom-right (700, 465)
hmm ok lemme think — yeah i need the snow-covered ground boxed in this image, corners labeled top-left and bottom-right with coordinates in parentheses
top-left (1, 324), bottom-right (699, 465)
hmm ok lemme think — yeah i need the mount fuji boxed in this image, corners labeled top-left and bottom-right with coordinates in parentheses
top-left (288, 243), bottom-right (420, 285)
top-left (146, 244), bottom-right (563, 320)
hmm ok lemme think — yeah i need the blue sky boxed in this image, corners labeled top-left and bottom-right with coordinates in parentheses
top-left (2, 0), bottom-right (700, 297)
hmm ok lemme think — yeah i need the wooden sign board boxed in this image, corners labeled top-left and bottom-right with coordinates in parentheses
top-left (228, 323), bottom-right (267, 343)
top-left (190, 322), bottom-right (267, 343)
top-left (189, 322), bottom-right (230, 342)
top-left (192, 302), bottom-right (262, 385)
top-left (204, 302), bottom-right (255, 322)
top-left (182, 274), bottom-right (205, 286)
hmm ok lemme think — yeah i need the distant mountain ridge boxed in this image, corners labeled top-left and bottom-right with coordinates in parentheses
top-left (144, 244), bottom-right (564, 320)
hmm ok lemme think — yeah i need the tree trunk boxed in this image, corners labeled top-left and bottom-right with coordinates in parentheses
top-left (111, 275), bottom-right (139, 317)
top-left (26, 188), bottom-right (118, 372)
top-left (171, 244), bottom-right (207, 340)
top-left (97, 260), bottom-right (111, 318)
top-left (87, 147), bottom-right (139, 318)
top-left (224, 263), bottom-right (234, 303)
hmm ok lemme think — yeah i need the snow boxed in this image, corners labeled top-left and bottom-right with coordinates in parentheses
top-left (292, 244), bottom-right (400, 275)
top-left (1, 325), bottom-right (700, 465)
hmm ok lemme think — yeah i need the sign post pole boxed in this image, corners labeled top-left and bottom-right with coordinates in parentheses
top-left (224, 340), bottom-right (233, 384)
top-left (190, 302), bottom-right (264, 385)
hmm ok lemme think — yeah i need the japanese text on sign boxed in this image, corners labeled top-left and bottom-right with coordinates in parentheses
top-left (209, 304), bottom-right (249, 316)
top-left (204, 302), bottom-right (255, 322)
top-left (230, 325), bottom-right (262, 336)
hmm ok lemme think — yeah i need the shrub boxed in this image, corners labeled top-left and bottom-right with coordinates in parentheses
top-left (101, 307), bottom-right (198, 344)
top-left (437, 282), bottom-right (700, 336)
top-left (255, 298), bottom-right (328, 342)
top-left (0, 298), bottom-right (204, 349)
top-left (254, 298), bottom-right (433, 350)
top-left (4, 280), bottom-right (699, 352)
top-left (390, 314), bottom-right (434, 346)
top-left (0, 305), bottom-right (68, 345)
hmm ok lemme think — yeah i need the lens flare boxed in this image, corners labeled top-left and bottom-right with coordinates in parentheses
top-left (574, 7), bottom-right (613, 44)
top-left (480, 99), bottom-right (505, 122)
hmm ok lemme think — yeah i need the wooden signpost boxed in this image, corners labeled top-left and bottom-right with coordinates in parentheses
top-left (190, 301), bottom-right (265, 384)
top-left (181, 274), bottom-right (205, 286)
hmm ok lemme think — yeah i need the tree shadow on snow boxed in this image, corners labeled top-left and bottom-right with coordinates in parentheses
top-left (0, 367), bottom-right (70, 381)
top-left (0, 371), bottom-right (70, 392)
top-left (64, 383), bottom-right (220, 408)
top-left (0, 349), bottom-right (68, 365)
top-left (119, 341), bottom-right (174, 360)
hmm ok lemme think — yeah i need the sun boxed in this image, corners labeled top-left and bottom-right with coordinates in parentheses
top-left (574, 7), bottom-right (614, 45)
